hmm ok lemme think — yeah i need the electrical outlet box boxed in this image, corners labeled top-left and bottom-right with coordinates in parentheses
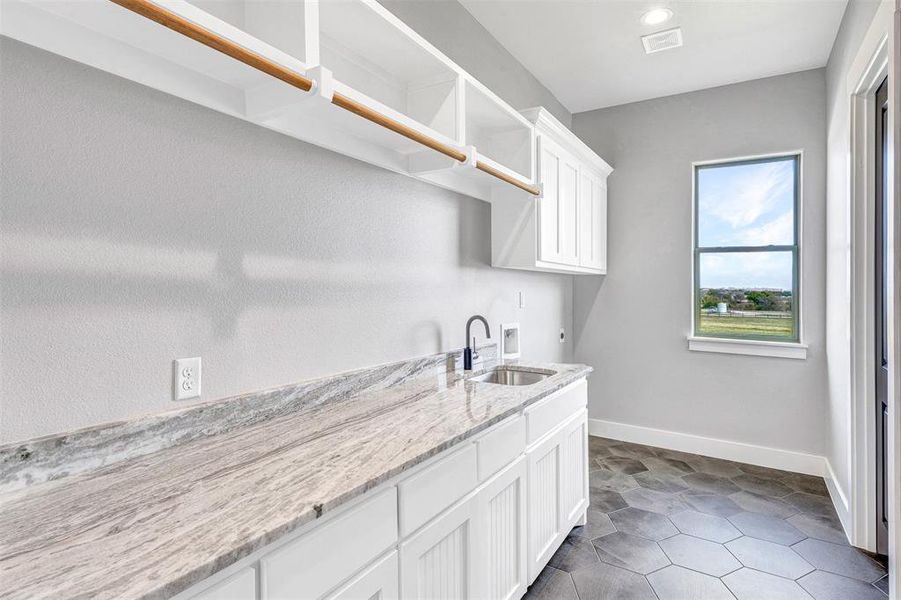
top-left (173, 357), bottom-right (201, 401)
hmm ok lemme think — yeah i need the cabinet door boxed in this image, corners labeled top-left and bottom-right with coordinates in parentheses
top-left (579, 170), bottom-right (607, 271)
top-left (191, 568), bottom-right (256, 600)
top-left (325, 552), bottom-right (398, 600)
top-left (525, 429), bottom-right (562, 583)
top-left (476, 457), bottom-right (527, 600)
top-left (559, 412), bottom-right (589, 527)
top-left (400, 497), bottom-right (477, 599)
top-left (557, 152), bottom-right (581, 265)
top-left (538, 136), bottom-right (580, 266)
top-left (538, 136), bottom-right (561, 264)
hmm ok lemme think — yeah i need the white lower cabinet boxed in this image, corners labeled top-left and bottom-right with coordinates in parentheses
top-left (525, 410), bottom-right (589, 584)
top-left (476, 457), bottom-right (528, 600)
top-left (192, 568), bottom-right (257, 600)
top-left (185, 380), bottom-right (588, 600)
top-left (325, 552), bottom-right (398, 600)
top-left (525, 427), bottom-right (562, 582)
top-left (400, 496), bottom-right (478, 599)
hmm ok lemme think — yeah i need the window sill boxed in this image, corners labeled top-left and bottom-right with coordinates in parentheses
top-left (687, 336), bottom-right (808, 360)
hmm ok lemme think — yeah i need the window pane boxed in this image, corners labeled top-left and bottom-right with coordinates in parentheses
top-left (697, 251), bottom-right (795, 339)
top-left (697, 158), bottom-right (796, 247)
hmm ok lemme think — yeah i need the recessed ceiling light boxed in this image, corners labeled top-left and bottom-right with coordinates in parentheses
top-left (640, 8), bottom-right (673, 26)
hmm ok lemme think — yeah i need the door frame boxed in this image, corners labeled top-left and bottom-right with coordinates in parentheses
top-left (847, 1), bottom-right (899, 593)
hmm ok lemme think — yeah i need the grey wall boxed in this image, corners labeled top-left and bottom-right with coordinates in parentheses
top-left (0, 36), bottom-right (573, 444)
top-left (380, 0), bottom-right (572, 128)
top-left (572, 70), bottom-right (828, 456)
top-left (823, 0), bottom-right (881, 500)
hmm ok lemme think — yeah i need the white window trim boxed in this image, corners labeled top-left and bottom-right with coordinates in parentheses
top-left (689, 151), bottom-right (806, 360)
top-left (687, 335), bottom-right (808, 360)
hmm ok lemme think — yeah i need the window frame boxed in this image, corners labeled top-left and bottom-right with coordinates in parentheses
top-left (691, 152), bottom-right (803, 347)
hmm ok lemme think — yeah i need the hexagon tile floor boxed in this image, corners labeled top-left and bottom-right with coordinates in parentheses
top-left (525, 436), bottom-right (889, 600)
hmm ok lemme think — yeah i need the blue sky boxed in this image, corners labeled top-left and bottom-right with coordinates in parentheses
top-left (697, 158), bottom-right (795, 290)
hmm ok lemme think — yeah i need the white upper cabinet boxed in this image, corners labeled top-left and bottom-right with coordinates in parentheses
top-left (1, 0), bottom-right (536, 201)
top-left (491, 107), bottom-right (613, 275)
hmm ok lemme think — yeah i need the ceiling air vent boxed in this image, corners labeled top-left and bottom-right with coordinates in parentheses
top-left (641, 27), bottom-right (683, 54)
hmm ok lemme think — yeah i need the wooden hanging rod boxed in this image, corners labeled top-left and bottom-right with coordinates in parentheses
top-left (109, 0), bottom-right (540, 196)
top-left (476, 160), bottom-right (541, 195)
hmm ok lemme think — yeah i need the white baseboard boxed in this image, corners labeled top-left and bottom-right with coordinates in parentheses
top-left (588, 418), bottom-right (826, 477)
top-left (823, 460), bottom-right (852, 543)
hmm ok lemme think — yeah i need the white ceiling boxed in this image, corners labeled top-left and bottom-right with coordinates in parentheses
top-left (459, 0), bottom-right (849, 113)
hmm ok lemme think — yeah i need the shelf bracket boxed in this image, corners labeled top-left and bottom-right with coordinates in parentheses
top-left (304, 66), bottom-right (335, 104)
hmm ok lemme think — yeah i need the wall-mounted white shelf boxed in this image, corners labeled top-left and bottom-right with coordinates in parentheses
top-left (1, 0), bottom-right (540, 200)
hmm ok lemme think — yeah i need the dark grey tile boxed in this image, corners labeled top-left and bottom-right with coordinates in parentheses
top-left (786, 513), bottom-right (848, 545)
top-left (682, 492), bottom-right (743, 517)
top-left (589, 468), bottom-right (639, 493)
top-left (798, 570), bottom-right (889, 600)
top-left (633, 470), bottom-right (689, 493)
top-left (641, 456), bottom-right (696, 475)
top-left (608, 442), bottom-right (659, 460)
top-left (683, 472), bottom-right (741, 495)
top-left (571, 561), bottom-right (657, 600)
top-left (873, 575), bottom-right (889, 596)
top-left (782, 492), bottom-right (837, 518)
top-left (688, 456), bottom-right (744, 478)
top-left (653, 447), bottom-right (702, 463)
top-left (523, 565), bottom-right (579, 600)
top-left (648, 565), bottom-right (735, 600)
top-left (737, 463), bottom-right (794, 479)
top-left (731, 473), bottom-right (793, 498)
top-left (588, 435), bottom-right (617, 455)
top-left (730, 490), bottom-right (799, 518)
top-left (547, 533), bottom-right (601, 573)
top-left (723, 568), bottom-right (814, 600)
top-left (592, 531), bottom-right (670, 574)
top-left (598, 456), bottom-right (649, 475)
top-left (622, 487), bottom-right (688, 515)
top-left (590, 488), bottom-right (627, 513)
top-left (659, 533), bottom-right (741, 576)
top-left (608, 506), bottom-right (678, 541)
top-left (792, 538), bottom-right (886, 583)
top-left (670, 510), bottom-right (741, 543)
top-left (728, 511), bottom-right (806, 545)
top-left (570, 508), bottom-right (616, 541)
top-left (726, 536), bottom-right (814, 579)
top-left (779, 472), bottom-right (830, 498)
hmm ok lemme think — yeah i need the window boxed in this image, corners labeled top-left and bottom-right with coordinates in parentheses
top-left (693, 154), bottom-right (800, 345)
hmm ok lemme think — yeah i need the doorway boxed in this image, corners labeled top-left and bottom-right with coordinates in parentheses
top-left (874, 75), bottom-right (888, 558)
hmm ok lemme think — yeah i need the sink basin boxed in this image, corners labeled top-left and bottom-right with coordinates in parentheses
top-left (467, 367), bottom-right (553, 386)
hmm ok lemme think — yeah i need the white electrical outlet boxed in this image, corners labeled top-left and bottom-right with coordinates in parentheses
top-left (174, 357), bottom-right (201, 401)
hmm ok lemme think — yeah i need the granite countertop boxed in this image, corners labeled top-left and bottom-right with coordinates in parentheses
top-left (0, 353), bottom-right (591, 600)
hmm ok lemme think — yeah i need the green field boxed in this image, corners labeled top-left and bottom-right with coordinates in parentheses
top-left (698, 314), bottom-right (794, 339)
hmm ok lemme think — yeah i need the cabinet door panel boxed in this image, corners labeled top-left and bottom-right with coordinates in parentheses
top-left (526, 432), bottom-right (561, 583)
top-left (579, 171), bottom-right (607, 271)
top-left (325, 552), bottom-right (398, 600)
top-left (557, 154), bottom-right (580, 265)
top-left (477, 458), bottom-right (527, 600)
top-left (401, 498), bottom-right (477, 600)
top-left (538, 136), bottom-right (561, 263)
top-left (559, 412), bottom-right (589, 526)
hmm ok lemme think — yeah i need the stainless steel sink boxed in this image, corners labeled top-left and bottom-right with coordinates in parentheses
top-left (467, 367), bottom-right (554, 386)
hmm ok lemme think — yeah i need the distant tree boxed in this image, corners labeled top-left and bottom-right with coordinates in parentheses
top-left (701, 293), bottom-right (719, 309)
top-left (746, 290), bottom-right (778, 311)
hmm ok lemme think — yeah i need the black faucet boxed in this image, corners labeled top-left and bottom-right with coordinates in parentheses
top-left (464, 315), bottom-right (491, 370)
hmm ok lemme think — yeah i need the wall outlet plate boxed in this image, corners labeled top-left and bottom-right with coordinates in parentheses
top-left (500, 322), bottom-right (521, 360)
top-left (173, 357), bottom-right (201, 401)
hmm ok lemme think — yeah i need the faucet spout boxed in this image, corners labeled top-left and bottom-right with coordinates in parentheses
top-left (464, 315), bottom-right (491, 371)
